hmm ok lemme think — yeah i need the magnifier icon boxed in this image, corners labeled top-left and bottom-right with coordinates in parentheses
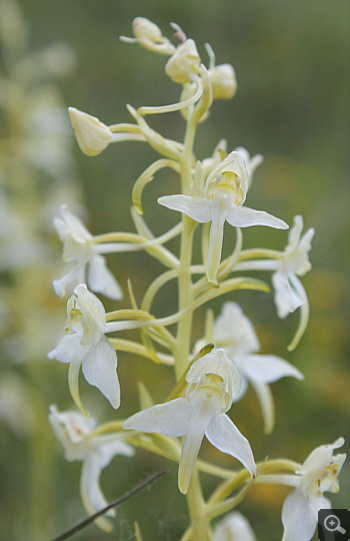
top-left (324, 514), bottom-right (346, 534)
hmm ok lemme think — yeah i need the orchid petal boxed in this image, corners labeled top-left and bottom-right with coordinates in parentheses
top-left (68, 348), bottom-right (90, 416)
top-left (272, 272), bottom-right (303, 318)
top-left (213, 301), bottom-right (260, 355)
top-left (80, 455), bottom-right (113, 532)
top-left (95, 437), bottom-right (135, 470)
top-left (82, 336), bottom-right (120, 409)
top-left (178, 396), bottom-right (217, 494)
top-left (206, 413), bottom-right (256, 477)
top-left (287, 215), bottom-right (304, 251)
top-left (122, 397), bottom-right (191, 436)
top-left (88, 254), bottom-right (123, 300)
top-left (281, 488), bottom-right (317, 541)
top-left (207, 199), bottom-right (227, 283)
top-left (300, 437), bottom-right (345, 476)
top-left (250, 381), bottom-right (275, 435)
top-left (158, 194), bottom-right (212, 223)
top-left (241, 354), bottom-right (304, 383)
top-left (227, 205), bottom-right (288, 229)
top-left (48, 332), bottom-right (81, 364)
top-left (230, 374), bottom-right (249, 403)
top-left (53, 264), bottom-right (85, 297)
top-left (287, 275), bottom-right (309, 351)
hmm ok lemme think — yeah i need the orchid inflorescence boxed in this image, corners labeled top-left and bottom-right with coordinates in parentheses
top-left (48, 17), bottom-right (346, 541)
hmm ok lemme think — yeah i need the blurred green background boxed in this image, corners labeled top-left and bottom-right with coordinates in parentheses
top-left (1, 0), bottom-right (349, 540)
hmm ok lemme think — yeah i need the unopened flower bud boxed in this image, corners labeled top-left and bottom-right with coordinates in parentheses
top-left (133, 17), bottom-right (162, 42)
top-left (165, 39), bottom-right (201, 84)
top-left (208, 63), bottom-right (237, 100)
top-left (120, 17), bottom-right (175, 55)
top-left (68, 107), bottom-right (111, 156)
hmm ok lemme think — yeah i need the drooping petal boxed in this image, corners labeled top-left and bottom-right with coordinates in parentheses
top-left (281, 488), bottom-right (317, 541)
top-left (88, 254), bottom-right (123, 301)
top-left (214, 301), bottom-right (260, 356)
top-left (82, 336), bottom-right (120, 409)
top-left (250, 381), bottom-right (275, 435)
top-left (80, 454), bottom-right (113, 532)
top-left (68, 347), bottom-right (90, 416)
top-left (272, 271), bottom-right (303, 319)
top-left (48, 332), bottom-right (82, 364)
top-left (53, 263), bottom-right (85, 297)
top-left (207, 196), bottom-right (228, 283)
top-left (122, 397), bottom-right (191, 437)
top-left (227, 205), bottom-right (288, 229)
top-left (95, 437), bottom-right (134, 470)
top-left (158, 194), bottom-right (212, 223)
top-left (287, 274), bottom-right (309, 351)
top-left (178, 396), bottom-right (217, 494)
top-left (206, 413), bottom-right (256, 477)
top-left (241, 354), bottom-right (304, 383)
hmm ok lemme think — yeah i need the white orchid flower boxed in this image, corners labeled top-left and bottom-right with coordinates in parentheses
top-left (49, 404), bottom-right (134, 532)
top-left (281, 437), bottom-right (346, 541)
top-left (48, 284), bottom-right (120, 414)
top-left (272, 215), bottom-right (314, 317)
top-left (199, 302), bottom-right (304, 433)
top-left (213, 511), bottom-right (257, 541)
top-left (53, 205), bottom-right (123, 300)
top-left (158, 151), bottom-right (288, 283)
top-left (123, 348), bottom-right (256, 494)
top-left (272, 215), bottom-right (314, 350)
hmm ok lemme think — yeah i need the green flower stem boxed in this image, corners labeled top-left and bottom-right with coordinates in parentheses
top-left (187, 468), bottom-right (209, 541)
top-left (208, 458), bottom-right (301, 508)
top-left (108, 338), bottom-right (174, 365)
top-left (90, 231), bottom-right (179, 269)
top-left (141, 266), bottom-right (204, 314)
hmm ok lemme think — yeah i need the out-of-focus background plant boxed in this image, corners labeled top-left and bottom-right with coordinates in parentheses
top-left (0, 1), bottom-right (349, 540)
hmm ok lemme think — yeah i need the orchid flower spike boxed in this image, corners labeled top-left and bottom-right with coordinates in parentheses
top-left (120, 17), bottom-right (176, 55)
top-left (213, 511), bottom-right (257, 541)
top-left (53, 205), bottom-right (123, 300)
top-left (158, 150), bottom-right (288, 284)
top-left (49, 405), bottom-right (134, 532)
top-left (48, 284), bottom-right (120, 414)
top-left (272, 215), bottom-right (315, 350)
top-left (281, 437), bottom-right (346, 541)
top-left (196, 302), bottom-right (304, 433)
top-left (123, 348), bottom-right (256, 494)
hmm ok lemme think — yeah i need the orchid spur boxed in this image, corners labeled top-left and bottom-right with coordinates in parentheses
top-left (158, 150), bottom-right (288, 284)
